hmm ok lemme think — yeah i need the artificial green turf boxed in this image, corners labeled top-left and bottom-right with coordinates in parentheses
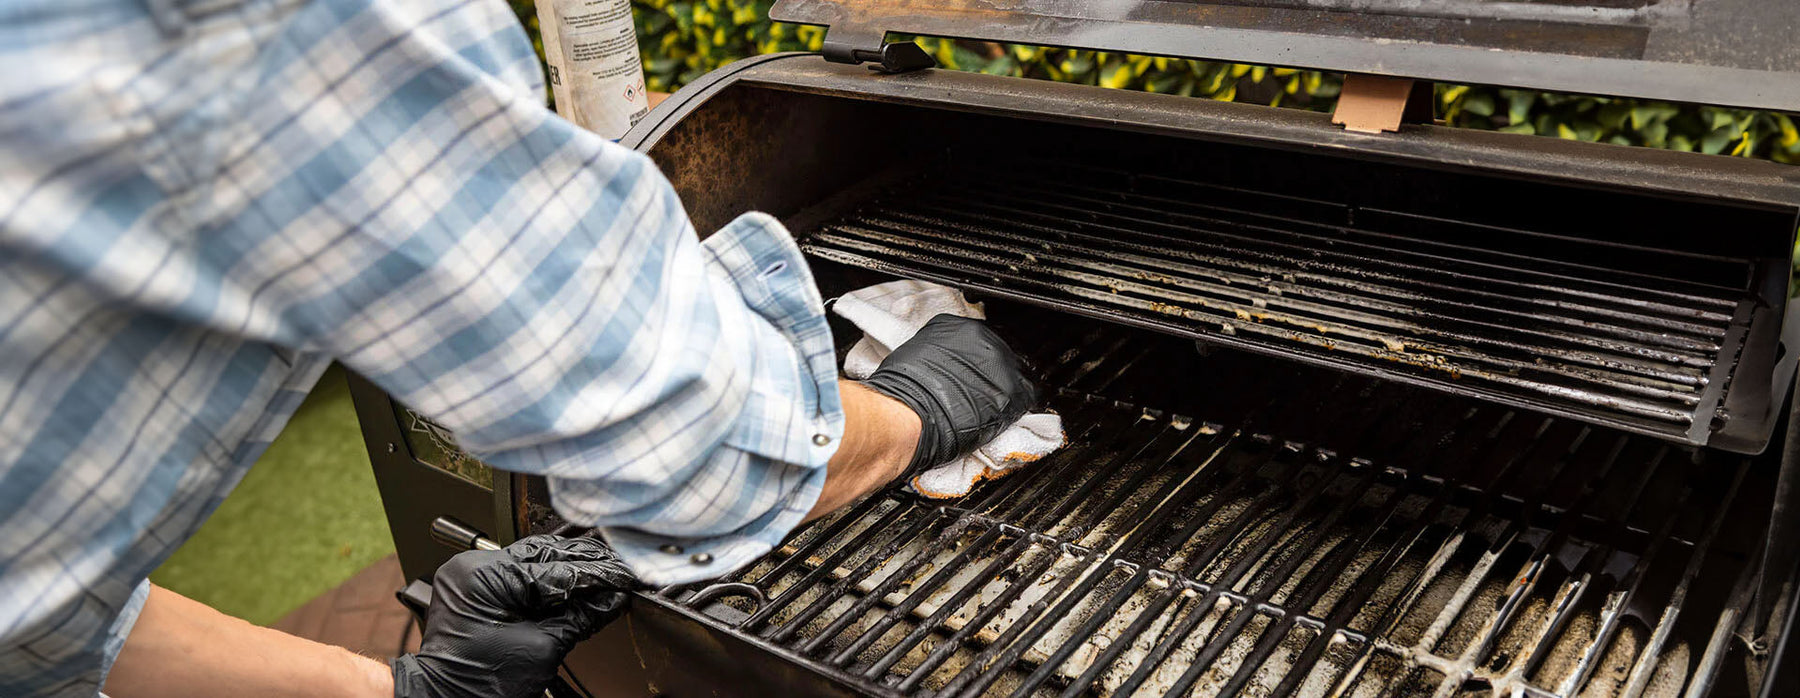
top-left (151, 364), bottom-right (395, 626)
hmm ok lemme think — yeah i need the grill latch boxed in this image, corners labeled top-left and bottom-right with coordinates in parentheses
top-left (821, 26), bottom-right (935, 73)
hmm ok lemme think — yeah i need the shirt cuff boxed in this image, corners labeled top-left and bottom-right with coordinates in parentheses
top-left (97, 579), bottom-right (150, 695)
top-left (574, 212), bottom-right (844, 586)
top-left (702, 212), bottom-right (844, 469)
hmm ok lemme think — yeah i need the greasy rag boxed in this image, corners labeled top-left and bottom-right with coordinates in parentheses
top-left (835, 281), bottom-right (1065, 499)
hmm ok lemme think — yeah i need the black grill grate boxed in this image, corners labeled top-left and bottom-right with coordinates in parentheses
top-left (798, 161), bottom-right (1758, 447)
top-left (664, 323), bottom-right (1764, 697)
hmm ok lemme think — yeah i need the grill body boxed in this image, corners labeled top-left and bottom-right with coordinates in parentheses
top-left (351, 55), bottom-right (1800, 697)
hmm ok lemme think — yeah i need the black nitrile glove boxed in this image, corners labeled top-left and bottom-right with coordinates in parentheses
top-left (391, 535), bottom-right (637, 698)
top-left (863, 314), bottom-right (1039, 472)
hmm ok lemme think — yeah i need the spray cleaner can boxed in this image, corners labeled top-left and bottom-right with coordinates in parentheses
top-left (534, 0), bottom-right (650, 139)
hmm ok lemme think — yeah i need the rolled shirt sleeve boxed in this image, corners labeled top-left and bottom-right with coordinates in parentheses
top-left (539, 213), bottom-right (845, 584)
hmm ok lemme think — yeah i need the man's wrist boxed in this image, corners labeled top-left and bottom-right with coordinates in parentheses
top-left (346, 650), bottom-right (394, 697)
top-left (806, 381), bottom-right (922, 520)
top-left (851, 381), bottom-right (922, 476)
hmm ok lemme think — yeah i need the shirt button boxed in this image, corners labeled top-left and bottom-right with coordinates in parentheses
top-left (690, 553), bottom-right (713, 565)
top-left (659, 544), bottom-right (684, 555)
top-left (812, 433), bottom-right (831, 446)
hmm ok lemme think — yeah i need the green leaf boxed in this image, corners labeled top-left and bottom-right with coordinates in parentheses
top-left (950, 44), bottom-right (987, 72)
top-left (1128, 55), bottom-right (1152, 76)
top-left (1503, 90), bottom-right (1537, 124)
top-left (1147, 73), bottom-right (1186, 94)
top-left (1205, 67), bottom-right (1229, 93)
top-left (1597, 101), bottom-right (1631, 130)
top-left (1702, 126), bottom-right (1735, 154)
top-left (1100, 61), bottom-right (1133, 89)
top-left (1630, 103), bottom-right (1679, 129)
top-left (1462, 92), bottom-right (1495, 117)
top-left (1063, 54), bottom-right (1094, 76)
top-left (1732, 132), bottom-right (1757, 157)
top-left (1778, 114), bottom-right (1799, 147)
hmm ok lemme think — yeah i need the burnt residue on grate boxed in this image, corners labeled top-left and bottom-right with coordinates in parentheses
top-left (798, 159), bottom-right (1757, 448)
top-left (664, 323), bottom-right (1766, 698)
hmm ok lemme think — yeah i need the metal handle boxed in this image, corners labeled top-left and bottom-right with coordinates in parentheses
top-left (430, 516), bottom-right (502, 551)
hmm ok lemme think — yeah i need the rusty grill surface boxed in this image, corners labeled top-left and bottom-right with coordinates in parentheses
top-left (664, 321), bottom-right (1764, 697)
top-left (797, 161), bottom-right (1757, 448)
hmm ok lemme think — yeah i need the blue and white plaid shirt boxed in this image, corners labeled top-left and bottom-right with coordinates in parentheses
top-left (0, 0), bottom-right (845, 693)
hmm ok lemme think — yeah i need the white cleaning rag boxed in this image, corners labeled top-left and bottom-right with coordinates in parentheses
top-left (834, 280), bottom-right (1065, 499)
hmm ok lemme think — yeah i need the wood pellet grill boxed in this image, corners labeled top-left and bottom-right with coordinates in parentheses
top-left (349, 2), bottom-right (1800, 696)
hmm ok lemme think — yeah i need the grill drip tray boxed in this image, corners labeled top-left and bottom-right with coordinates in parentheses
top-left (797, 160), bottom-right (1760, 449)
top-left (660, 315), bottom-right (1768, 698)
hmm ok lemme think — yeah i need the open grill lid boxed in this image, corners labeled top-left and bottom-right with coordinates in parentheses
top-left (769, 0), bottom-right (1800, 112)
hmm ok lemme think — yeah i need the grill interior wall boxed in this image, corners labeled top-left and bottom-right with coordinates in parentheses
top-left (670, 298), bottom-right (1775, 697)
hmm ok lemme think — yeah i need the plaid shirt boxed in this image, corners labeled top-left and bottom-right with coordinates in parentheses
top-left (0, 0), bottom-right (845, 693)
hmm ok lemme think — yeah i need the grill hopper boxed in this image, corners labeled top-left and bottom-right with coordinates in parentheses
top-left (566, 57), bottom-right (1800, 696)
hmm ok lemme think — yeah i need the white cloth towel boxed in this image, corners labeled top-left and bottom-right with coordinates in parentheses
top-left (833, 280), bottom-right (1065, 499)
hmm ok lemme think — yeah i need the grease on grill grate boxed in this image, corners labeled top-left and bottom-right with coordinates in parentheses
top-left (798, 159), bottom-right (1755, 447)
top-left (669, 325), bottom-right (1760, 698)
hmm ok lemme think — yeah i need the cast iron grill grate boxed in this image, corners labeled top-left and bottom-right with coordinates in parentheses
top-left (797, 160), bottom-right (1759, 448)
top-left (663, 324), bottom-right (1763, 698)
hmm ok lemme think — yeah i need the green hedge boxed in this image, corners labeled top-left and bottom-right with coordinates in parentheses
top-left (507, 0), bottom-right (1799, 163)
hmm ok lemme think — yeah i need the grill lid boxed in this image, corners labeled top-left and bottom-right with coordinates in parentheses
top-left (768, 0), bottom-right (1800, 112)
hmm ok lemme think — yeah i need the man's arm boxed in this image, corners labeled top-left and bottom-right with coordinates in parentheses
top-left (106, 585), bottom-right (390, 698)
top-left (111, 536), bottom-right (636, 698)
top-left (103, 389), bottom-right (916, 698)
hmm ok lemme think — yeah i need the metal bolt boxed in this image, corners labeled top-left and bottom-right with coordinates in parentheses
top-left (812, 433), bottom-right (831, 446)
top-left (690, 552), bottom-right (713, 565)
top-left (659, 544), bottom-right (683, 555)
top-left (386, 443), bottom-right (397, 453)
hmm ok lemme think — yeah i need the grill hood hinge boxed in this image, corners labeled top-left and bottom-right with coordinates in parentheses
top-left (821, 27), bottom-right (935, 73)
